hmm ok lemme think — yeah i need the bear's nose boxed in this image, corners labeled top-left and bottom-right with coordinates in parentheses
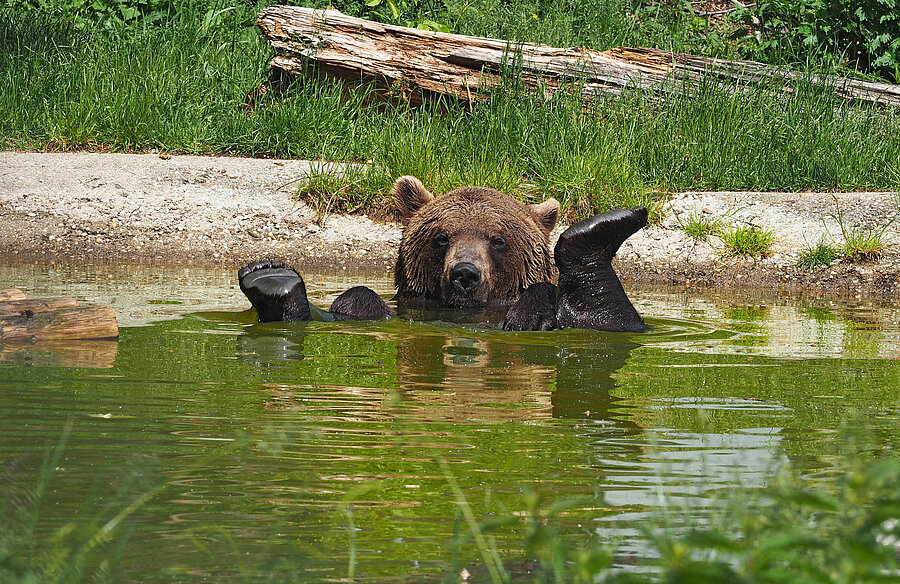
top-left (450, 262), bottom-right (481, 294)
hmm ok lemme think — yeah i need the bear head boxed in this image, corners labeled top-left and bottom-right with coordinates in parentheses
top-left (392, 176), bottom-right (560, 307)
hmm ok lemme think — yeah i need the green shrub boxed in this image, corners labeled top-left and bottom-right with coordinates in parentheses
top-left (741, 0), bottom-right (900, 81)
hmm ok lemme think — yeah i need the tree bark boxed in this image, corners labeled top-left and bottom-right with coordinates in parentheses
top-left (257, 5), bottom-right (900, 108)
top-left (0, 297), bottom-right (80, 317)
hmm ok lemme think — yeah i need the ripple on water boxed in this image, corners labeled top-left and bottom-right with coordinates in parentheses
top-left (2, 265), bottom-right (900, 581)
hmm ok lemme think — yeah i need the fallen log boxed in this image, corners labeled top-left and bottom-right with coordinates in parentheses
top-left (0, 298), bottom-right (119, 342)
top-left (257, 5), bottom-right (900, 108)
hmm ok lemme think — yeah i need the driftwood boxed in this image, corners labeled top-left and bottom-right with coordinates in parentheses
top-left (0, 297), bottom-right (119, 342)
top-left (257, 5), bottom-right (900, 108)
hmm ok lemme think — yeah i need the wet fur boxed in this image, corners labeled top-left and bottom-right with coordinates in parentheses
top-left (392, 177), bottom-right (559, 307)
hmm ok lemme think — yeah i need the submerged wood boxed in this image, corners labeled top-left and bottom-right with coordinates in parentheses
top-left (257, 5), bottom-right (900, 108)
top-left (0, 298), bottom-right (119, 342)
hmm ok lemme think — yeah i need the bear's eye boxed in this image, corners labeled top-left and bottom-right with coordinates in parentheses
top-left (433, 232), bottom-right (450, 248)
top-left (490, 236), bottom-right (508, 251)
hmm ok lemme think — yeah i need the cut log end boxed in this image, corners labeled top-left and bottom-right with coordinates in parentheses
top-left (0, 298), bottom-right (119, 342)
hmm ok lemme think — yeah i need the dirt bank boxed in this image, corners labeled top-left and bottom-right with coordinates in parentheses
top-left (2, 151), bottom-right (899, 298)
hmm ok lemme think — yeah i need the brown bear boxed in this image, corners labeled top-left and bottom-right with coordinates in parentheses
top-left (238, 176), bottom-right (647, 332)
top-left (391, 175), bottom-right (559, 307)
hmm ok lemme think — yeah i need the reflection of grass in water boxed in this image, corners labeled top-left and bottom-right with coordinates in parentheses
top-left (721, 306), bottom-right (770, 345)
top-left (723, 306), bottom-right (769, 322)
top-left (803, 305), bottom-right (835, 322)
top-left (437, 430), bottom-right (900, 583)
top-left (843, 323), bottom-right (884, 359)
top-left (0, 420), bottom-right (161, 584)
top-left (6, 421), bottom-right (899, 583)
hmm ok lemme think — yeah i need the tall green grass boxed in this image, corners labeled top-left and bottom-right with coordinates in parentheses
top-left (2, 7), bottom-right (900, 218)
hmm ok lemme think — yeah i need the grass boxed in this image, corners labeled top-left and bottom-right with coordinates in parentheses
top-left (440, 432), bottom-right (900, 584)
top-left (797, 240), bottom-right (841, 270)
top-left (7, 422), bottom-right (899, 583)
top-left (830, 202), bottom-right (896, 263)
top-left (2, 4), bottom-right (900, 221)
top-left (720, 223), bottom-right (776, 258)
top-left (675, 210), bottom-right (723, 242)
top-left (1, 421), bottom-right (162, 584)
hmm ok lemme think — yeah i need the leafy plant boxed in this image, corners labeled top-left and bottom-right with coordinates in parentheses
top-left (738, 0), bottom-right (900, 81)
top-left (361, 0), bottom-right (450, 32)
top-left (3, 0), bottom-right (263, 31)
top-left (720, 223), bottom-right (776, 258)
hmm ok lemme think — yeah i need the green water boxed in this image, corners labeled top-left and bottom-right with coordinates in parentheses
top-left (1, 264), bottom-right (899, 582)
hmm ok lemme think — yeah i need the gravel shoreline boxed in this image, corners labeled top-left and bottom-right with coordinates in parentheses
top-left (2, 151), bottom-right (899, 298)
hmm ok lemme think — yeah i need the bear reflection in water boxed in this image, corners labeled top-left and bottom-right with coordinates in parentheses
top-left (239, 176), bottom-right (647, 333)
top-left (239, 323), bottom-right (640, 426)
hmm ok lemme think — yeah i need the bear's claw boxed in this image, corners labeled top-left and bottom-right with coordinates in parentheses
top-left (238, 260), bottom-right (311, 322)
top-left (502, 282), bottom-right (558, 331)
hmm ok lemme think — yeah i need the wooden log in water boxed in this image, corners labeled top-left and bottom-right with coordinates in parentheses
top-left (0, 297), bottom-right (80, 317)
top-left (0, 305), bottom-right (119, 342)
top-left (256, 5), bottom-right (900, 108)
top-left (0, 289), bottom-right (27, 302)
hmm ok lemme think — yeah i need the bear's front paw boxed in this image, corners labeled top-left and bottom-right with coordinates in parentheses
top-left (329, 286), bottom-right (395, 320)
top-left (502, 282), bottom-right (558, 331)
top-left (238, 260), bottom-right (311, 322)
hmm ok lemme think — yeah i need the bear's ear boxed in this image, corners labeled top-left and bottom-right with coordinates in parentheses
top-left (527, 198), bottom-right (560, 233)
top-left (392, 176), bottom-right (435, 224)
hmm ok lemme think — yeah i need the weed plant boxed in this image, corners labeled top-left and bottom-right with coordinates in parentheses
top-left (720, 223), bottom-right (776, 258)
top-left (7, 423), bottom-right (899, 583)
top-left (0, 422), bottom-right (161, 584)
top-left (442, 434), bottom-right (900, 584)
top-left (830, 203), bottom-right (896, 262)
top-left (797, 240), bottom-right (840, 271)
top-left (676, 210), bottom-right (723, 242)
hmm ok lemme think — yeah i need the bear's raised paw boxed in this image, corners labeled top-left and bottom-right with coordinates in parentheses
top-left (238, 260), bottom-right (311, 322)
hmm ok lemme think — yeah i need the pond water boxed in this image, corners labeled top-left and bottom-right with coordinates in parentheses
top-left (1, 263), bottom-right (899, 582)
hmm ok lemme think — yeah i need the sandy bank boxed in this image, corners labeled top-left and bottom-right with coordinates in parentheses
top-left (2, 151), bottom-right (899, 299)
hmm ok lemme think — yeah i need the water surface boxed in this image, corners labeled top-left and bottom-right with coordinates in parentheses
top-left (1, 263), bottom-right (898, 581)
